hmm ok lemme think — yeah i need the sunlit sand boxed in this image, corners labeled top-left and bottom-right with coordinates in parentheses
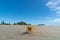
top-left (0, 25), bottom-right (60, 40)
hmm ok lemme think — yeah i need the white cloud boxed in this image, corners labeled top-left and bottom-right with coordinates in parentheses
top-left (56, 7), bottom-right (60, 11)
top-left (46, 1), bottom-right (57, 9)
top-left (51, 18), bottom-right (60, 22)
top-left (56, 11), bottom-right (60, 15)
top-left (46, 0), bottom-right (60, 16)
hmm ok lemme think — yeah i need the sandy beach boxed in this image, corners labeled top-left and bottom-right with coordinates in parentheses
top-left (0, 25), bottom-right (60, 40)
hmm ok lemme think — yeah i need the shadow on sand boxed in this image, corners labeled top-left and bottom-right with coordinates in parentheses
top-left (20, 31), bottom-right (30, 36)
top-left (20, 31), bottom-right (41, 36)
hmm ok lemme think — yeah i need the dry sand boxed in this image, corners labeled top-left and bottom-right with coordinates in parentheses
top-left (0, 25), bottom-right (60, 40)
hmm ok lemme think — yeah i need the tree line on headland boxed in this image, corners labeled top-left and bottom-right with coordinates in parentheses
top-left (0, 21), bottom-right (31, 25)
top-left (0, 21), bottom-right (45, 26)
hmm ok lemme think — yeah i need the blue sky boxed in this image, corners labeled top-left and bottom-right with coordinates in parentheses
top-left (0, 0), bottom-right (60, 25)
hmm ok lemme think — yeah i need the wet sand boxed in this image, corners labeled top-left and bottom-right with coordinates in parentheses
top-left (0, 25), bottom-right (60, 40)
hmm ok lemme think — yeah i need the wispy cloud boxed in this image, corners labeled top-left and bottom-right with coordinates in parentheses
top-left (52, 18), bottom-right (60, 22)
top-left (48, 18), bottom-right (60, 26)
top-left (46, 0), bottom-right (60, 16)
